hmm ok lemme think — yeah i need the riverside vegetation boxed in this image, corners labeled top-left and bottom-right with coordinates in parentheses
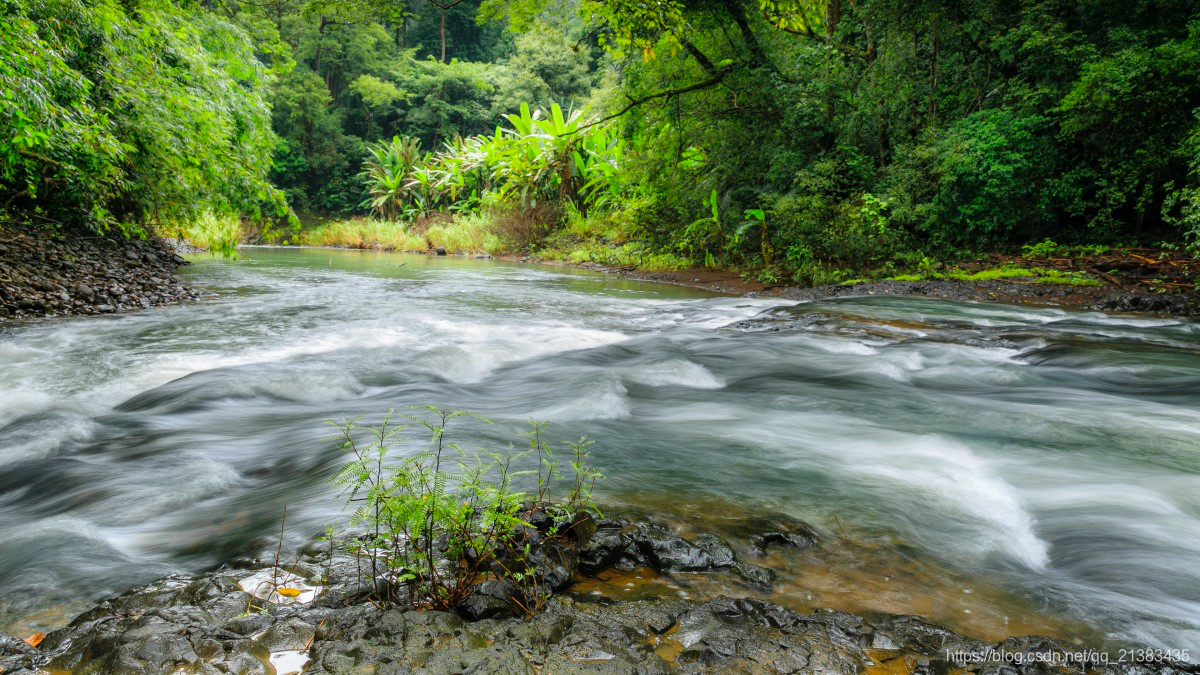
top-left (327, 407), bottom-right (603, 617)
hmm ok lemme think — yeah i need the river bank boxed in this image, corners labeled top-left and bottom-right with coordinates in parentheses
top-left (3, 225), bottom-right (1197, 321)
top-left (609, 264), bottom-right (1200, 316)
top-left (0, 226), bottom-right (198, 321)
top-left (4, 512), bottom-right (1192, 674)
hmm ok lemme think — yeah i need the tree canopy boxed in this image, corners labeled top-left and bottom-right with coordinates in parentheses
top-left (4, 0), bottom-right (1199, 281)
top-left (1, 0), bottom-right (287, 234)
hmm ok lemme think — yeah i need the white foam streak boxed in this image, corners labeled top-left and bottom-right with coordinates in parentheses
top-left (626, 359), bottom-right (725, 389)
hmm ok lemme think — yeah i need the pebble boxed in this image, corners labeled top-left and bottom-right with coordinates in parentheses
top-left (0, 227), bottom-right (200, 321)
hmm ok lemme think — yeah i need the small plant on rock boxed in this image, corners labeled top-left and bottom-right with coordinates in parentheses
top-left (328, 407), bottom-right (602, 616)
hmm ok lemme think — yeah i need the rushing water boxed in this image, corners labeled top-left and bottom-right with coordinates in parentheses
top-left (1, 248), bottom-right (1198, 654)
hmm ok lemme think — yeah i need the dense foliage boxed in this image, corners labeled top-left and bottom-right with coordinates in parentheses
top-left (541, 0), bottom-right (1200, 281)
top-left (263, 0), bottom-right (601, 216)
top-left (0, 0), bottom-right (286, 233)
top-left (360, 103), bottom-right (622, 221)
top-left (4, 0), bottom-right (1200, 281)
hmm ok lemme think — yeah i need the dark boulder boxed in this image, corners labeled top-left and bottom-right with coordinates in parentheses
top-left (629, 524), bottom-right (737, 573)
top-left (579, 518), bottom-right (747, 576)
top-left (457, 579), bottom-right (519, 621)
top-left (578, 519), bottom-right (634, 574)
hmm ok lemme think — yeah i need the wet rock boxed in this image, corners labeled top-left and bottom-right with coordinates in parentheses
top-left (731, 562), bottom-right (775, 590)
top-left (18, 532), bottom-right (1200, 675)
top-left (666, 597), bottom-right (866, 673)
top-left (0, 226), bottom-right (198, 322)
top-left (222, 612), bottom-right (274, 637)
top-left (630, 525), bottom-right (737, 573)
top-left (579, 519), bottom-right (634, 574)
top-left (458, 579), bottom-right (519, 620)
top-left (752, 529), bottom-right (821, 555)
top-left (259, 617), bottom-right (316, 652)
top-left (0, 632), bottom-right (41, 672)
top-left (873, 613), bottom-right (990, 657)
top-left (529, 537), bottom-right (581, 592)
top-left (580, 518), bottom-right (748, 578)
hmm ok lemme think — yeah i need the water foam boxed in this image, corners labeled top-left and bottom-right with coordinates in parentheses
top-left (626, 359), bottom-right (725, 389)
top-left (532, 376), bottom-right (631, 420)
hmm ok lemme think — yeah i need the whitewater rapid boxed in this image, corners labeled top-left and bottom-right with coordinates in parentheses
top-left (1, 248), bottom-right (1197, 653)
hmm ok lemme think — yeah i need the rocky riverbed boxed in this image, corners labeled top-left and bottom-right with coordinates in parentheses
top-left (2, 513), bottom-right (1195, 674)
top-left (0, 226), bottom-right (198, 321)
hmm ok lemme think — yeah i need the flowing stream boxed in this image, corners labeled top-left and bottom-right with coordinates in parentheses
top-left (1, 248), bottom-right (1198, 654)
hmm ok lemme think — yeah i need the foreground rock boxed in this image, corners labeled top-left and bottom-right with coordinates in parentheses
top-left (0, 225), bottom-right (198, 321)
top-left (2, 518), bottom-right (1196, 674)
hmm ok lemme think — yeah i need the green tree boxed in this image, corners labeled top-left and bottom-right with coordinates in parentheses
top-left (1, 0), bottom-right (287, 233)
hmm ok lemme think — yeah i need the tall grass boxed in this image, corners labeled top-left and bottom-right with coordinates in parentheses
top-left (173, 209), bottom-right (686, 270)
top-left (425, 213), bottom-right (506, 255)
top-left (297, 215), bottom-right (507, 255)
top-left (296, 219), bottom-right (425, 250)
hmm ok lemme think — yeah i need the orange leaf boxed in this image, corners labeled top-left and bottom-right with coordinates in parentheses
top-left (23, 632), bottom-right (44, 647)
top-left (276, 587), bottom-right (302, 598)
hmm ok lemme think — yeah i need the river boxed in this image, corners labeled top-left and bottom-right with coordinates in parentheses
top-left (1, 248), bottom-right (1197, 654)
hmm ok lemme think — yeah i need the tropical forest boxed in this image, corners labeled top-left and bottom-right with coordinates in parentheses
top-left (1, 0), bottom-right (1199, 672)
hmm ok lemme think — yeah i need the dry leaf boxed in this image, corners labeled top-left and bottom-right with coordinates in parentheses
top-left (23, 632), bottom-right (44, 647)
top-left (276, 587), bottom-right (302, 598)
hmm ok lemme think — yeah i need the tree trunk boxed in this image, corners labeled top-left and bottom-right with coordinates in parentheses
top-left (314, 16), bottom-right (328, 74)
top-left (823, 0), bottom-right (841, 146)
top-left (826, 0), bottom-right (841, 37)
top-left (930, 22), bottom-right (939, 128)
top-left (440, 9), bottom-right (447, 62)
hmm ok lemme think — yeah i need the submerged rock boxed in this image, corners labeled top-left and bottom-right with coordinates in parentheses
top-left (751, 530), bottom-right (821, 555)
top-left (731, 562), bottom-right (776, 590)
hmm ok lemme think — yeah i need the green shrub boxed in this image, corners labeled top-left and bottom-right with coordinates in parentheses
top-left (931, 111), bottom-right (1053, 246)
top-left (771, 189), bottom-right (909, 286)
top-left (329, 408), bottom-right (602, 615)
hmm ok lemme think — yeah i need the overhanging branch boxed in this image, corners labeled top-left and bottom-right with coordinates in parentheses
top-left (570, 69), bottom-right (731, 134)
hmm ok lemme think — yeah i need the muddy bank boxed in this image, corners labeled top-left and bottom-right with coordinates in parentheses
top-left (0, 226), bottom-right (198, 321)
top-left (2, 514), bottom-right (1195, 674)
top-left (608, 267), bottom-right (1200, 316)
top-left (772, 278), bottom-right (1199, 315)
